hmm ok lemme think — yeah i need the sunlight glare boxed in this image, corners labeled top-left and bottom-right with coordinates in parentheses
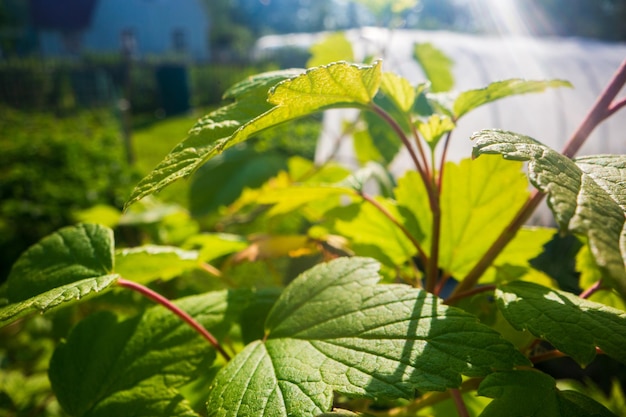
top-left (464, 0), bottom-right (539, 37)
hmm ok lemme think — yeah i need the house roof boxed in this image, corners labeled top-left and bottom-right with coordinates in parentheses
top-left (30, 0), bottom-right (98, 31)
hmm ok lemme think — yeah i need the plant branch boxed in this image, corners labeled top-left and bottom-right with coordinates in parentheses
top-left (359, 191), bottom-right (428, 267)
top-left (451, 389), bottom-right (470, 417)
top-left (450, 190), bottom-right (543, 296)
top-left (410, 123), bottom-right (432, 179)
top-left (370, 104), bottom-right (427, 183)
top-left (117, 278), bottom-right (231, 361)
top-left (607, 96), bottom-right (626, 117)
top-left (437, 130), bottom-right (453, 191)
top-left (445, 284), bottom-right (496, 305)
top-left (562, 58), bottom-right (626, 158)
top-left (579, 280), bottom-right (604, 299)
top-left (452, 59), bottom-right (626, 296)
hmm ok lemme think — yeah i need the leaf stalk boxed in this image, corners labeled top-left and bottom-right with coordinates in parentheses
top-left (359, 191), bottom-right (428, 268)
top-left (117, 278), bottom-right (231, 361)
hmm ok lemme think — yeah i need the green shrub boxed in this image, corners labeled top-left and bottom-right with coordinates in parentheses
top-left (0, 108), bottom-right (137, 282)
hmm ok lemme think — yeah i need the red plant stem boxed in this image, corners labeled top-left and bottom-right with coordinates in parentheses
top-left (444, 284), bottom-right (496, 305)
top-left (562, 59), bottom-right (626, 158)
top-left (437, 131), bottom-right (453, 191)
top-left (371, 104), bottom-right (431, 191)
top-left (117, 278), bottom-right (231, 361)
top-left (360, 191), bottom-right (428, 267)
top-left (579, 280), bottom-right (604, 299)
top-left (450, 389), bottom-right (470, 417)
top-left (451, 59), bottom-right (626, 297)
top-left (410, 123), bottom-right (432, 179)
top-left (370, 104), bottom-right (445, 287)
top-left (608, 96), bottom-right (626, 117)
top-left (434, 272), bottom-right (451, 296)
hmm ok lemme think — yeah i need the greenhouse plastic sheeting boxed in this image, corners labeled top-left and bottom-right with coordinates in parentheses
top-left (257, 28), bottom-right (626, 172)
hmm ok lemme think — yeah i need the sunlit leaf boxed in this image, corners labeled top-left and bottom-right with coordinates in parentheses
top-left (454, 79), bottom-right (571, 120)
top-left (478, 370), bottom-right (616, 417)
top-left (473, 130), bottom-right (626, 297)
top-left (115, 245), bottom-right (200, 284)
top-left (396, 156), bottom-right (533, 279)
top-left (125, 69), bottom-right (301, 208)
top-left (307, 32), bottom-right (354, 67)
top-left (413, 43), bottom-right (454, 93)
top-left (575, 155), bottom-right (626, 210)
top-left (325, 200), bottom-right (416, 267)
top-left (380, 72), bottom-right (415, 113)
top-left (257, 184), bottom-right (353, 217)
top-left (267, 61), bottom-right (382, 110)
top-left (231, 235), bottom-right (319, 262)
top-left (73, 204), bottom-right (122, 227)
top-left (207, 257), bottom-right (527, 416)
top-left (127, 62), bottom-right (382, 207)
top-left (416, 114), bottom-right (455, 150)
top-left (485, 227), bottom-right (557, 286)
top-left (182, 233), bottom-right (248, 263)
top-left (496, 281), bottom-right (626, 366)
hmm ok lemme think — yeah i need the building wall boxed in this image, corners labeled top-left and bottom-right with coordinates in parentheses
top-left (37, 0), bottom-right (210, 60)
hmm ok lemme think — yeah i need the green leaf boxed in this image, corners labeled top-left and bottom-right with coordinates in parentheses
top-left (183, 233), bottom-right (248, 263)
top-left (49, 289), bottom-right (262, 417)
top-left (73, 204), bottom-right (122, 227)
top-left (396, 156), bottom-right (532, 279)
top-left (207, 257), bottom-right (528, 416)
top-left (267, 61), bottom-right (382, 110)
top-left (486, 227), bottom-right (557, 286)
top-left (1, 224), bottom-right (118, 327)
top-left (574, 155), bottom-right (626, 211)
top-left (6, 223), bottom-right (114, 302)
top-left (413, 43), bottom-right (454, 93)
top-left (189, 147), bottom-right (288, 217)
top-left (307, 32), bottom-right (354, 68)
top-left (416, 114), bottom-right (455, 150)
top-left (473, 130), bottom-right (626, 297)
top-left (454, 79), bottom-right (571, 120)
top-left (325, 200), bottom-right (416, 267)
top-left (126, 62), bottom-right (382, 208)
top-left (0, 275), bottom-right (118, 328)
top-left (125, 69), bottom-right (301, 208)
top-left (257, 185), bottom-right (353, 217)
top-left (478, 370), bottom-right (616, 417)
top-left (496, 281), bottom-right (626, 366)
top-left (359, 109), bottom-right (404, 166)
top-left (114, 245), bottom-right (200, 284)
top-left (380, 72), bottom-right (416, 113)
